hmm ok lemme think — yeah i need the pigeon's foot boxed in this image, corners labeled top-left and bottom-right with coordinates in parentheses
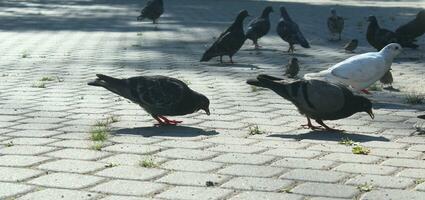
top-left (301, 117), bottom-right (322, 130)
top-left (229, 56), bottom-right (234, 64)
top-left (254, 44), bottom-right (262, 49)
top-left (361, 89), bottom-right (371, 94)
top-left (316, 119), bottom-right (343, 132)
top-left (159, 116), bottom-right (182, 125)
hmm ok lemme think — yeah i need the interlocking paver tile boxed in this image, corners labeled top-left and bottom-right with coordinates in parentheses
top-left (0, 155), bottom-right (51, 167)
top-left (0, 167), bottom-right (44, 182)
top-left (218, 164), bottom-right (286, 177)
top-left (90, 180), bottom-right (166, 196)
top-left (207, 144), bottom-right (267, 154)
top-left (221, 177), bottom-right (294, 192)
top-left (263, 148), bottom-right (322, 158)
top-left (161, 159), bottom-right (223, 172)
top-left (347, 174), bottom-right (414, 189)
top-left (229, 191), bottom-right (304, 200)
top-left (100, 196), bottom-right (155, 200)
top-left (0, 145), bottom-right (57, 155)
top-left (398, 168), bottom-right (425, 179)
top-left (16, 188), bottom-right (99, 200)
top-left (1, 137), bottom-right (59, 145)
top-left (29, 172), bottom-right (104, 189)
top-left (333, 163), bottom-right (398, 175)
top-left (272, 158), bottom-right (335, 169)
top-left (156, 171), bottom-right (228, 186)
top-left (382, 158), bottom-right (425, 169)
top-left (156, 186), bottom-right (232, 200)
top-left (321, 153), bottom-right (381, 164)
top-left (361, 189), bottom-right (425, 200)
top-left (156, 148), bottom-right (219, 160)
top-left (103, 144), bottom-right (162, 154)
top-left (38, 159), bottom-right (106, 173)
top-left (292, 182), bottom-right (360, 199)
top-left (99, 153), bottom-right (167, 166)
top-left (212, 152), bottom-right (276, 165)
top-left (45, 148), bottom-right (111, 160)
top-left (96, 165), bottom-right (167, 181)
top-left (280, 169), bottom-right (349, 183)
top-left (5, 130), bottom-right (61, 138)
top-left (0, 182), bottom-right (34, 199)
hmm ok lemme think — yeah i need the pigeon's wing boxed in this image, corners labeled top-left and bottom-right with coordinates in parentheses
top-left (294, 26), bottom-right (310, 48)
top-left (131, 76), bottom-right (186, 111)
top-left (303, 80), bottom-right (346, 114)
top-left (330, 53), bottom-right (385, 82)
top-left (376, 28), bottom-right (398, 44)
top-left (246, 17), bottom-right (269, 37)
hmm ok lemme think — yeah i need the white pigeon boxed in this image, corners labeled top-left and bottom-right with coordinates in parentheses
top-left (304, 43), bottom-right (402, 93)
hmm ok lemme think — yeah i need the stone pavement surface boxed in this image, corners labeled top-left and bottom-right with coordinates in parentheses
top-left (0, 0), bottom-right (425, 199)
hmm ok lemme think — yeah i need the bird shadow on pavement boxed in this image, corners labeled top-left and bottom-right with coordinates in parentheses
top-left (280, 52), bottom-right (312, 58)
top-left (242, 48), bottom-right (279, 52)
top-left (268, 130), bottom-right (390, 142)
top-left (203, 62), bottom-right (260, 69)
top-left (112, 125), bottom-right (219, 138)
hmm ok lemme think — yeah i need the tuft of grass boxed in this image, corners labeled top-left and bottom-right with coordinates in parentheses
top-left (5, 141), bottom-right (14, 147)
top-left (357, 182), bottom-right (373, 192)
top-left (414, 179), bottom-right (425, 184)
top-left (368, 83), bottom-right (382, 91)
top-left (22, 53), bottom-right (29, 58)
top-left (89, 126), bottom-right (109, 142)
top-left (405, 93), bottom-right (424, 105)
top-left (251, 85), bottom-right (258, 92)
top-left (104, 163), bottom-right (118, 168)
top-left (91, 142), bottom-right (104, 151)
top-left (137, 32), bottom-right (143, 36)
top-left (352, 145), bottom-right (370, 155)
top-left (31, 82), bottom-right (46, 88)
top-left (248, 125), bottom-right (265, 135)
top-left (339, 138), bottom-right (355, 146)
top-left (279, 188), bottom-right (293, 193)
top-left (139, 157), bottom-right (158, 168)
top-left (40, 76), bottom-right (55, 82)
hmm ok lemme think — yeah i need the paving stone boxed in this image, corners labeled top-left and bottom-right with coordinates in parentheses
top-left (310, 198), bottom-right (348, 200)
top-left (161, 159), bottom-right (223, 172)
top-left (263, 148), bottom-right (322, 158)
top-left (5, 130), bottom-right (61, 137)
top-left (253, 140), bottom-right (310, 149)
top-left (100, 196), bottom-right (154, 200)
top-left (0, 166), bottom-right (44, 181)
top-left (156, 140), bottom-right (213, 149)
top-left (103, 144), bottom-right (162, 154)
top-left (91, 180), bottom-right (166, 196)
top-left (0, 145), bottom-right (57, 155)
top-left (398, 168), bottom-right (425, 179)
top-left (218, 164), bottom-right (286, 177)
top-left (346, 174), bottom-right (414, 189)
top-left (202, 137), bottom-right (258, 145)
top-left (99, 153), bottom-right (167, 166)
top-left (272, 158), bottom-right (335, 169)
top-left (212, 153), bottom-right (276, 165)
top-left (333, 163), bottom-right (398, 175)
top-left (321, 153), bottom-right (381, 164)
top-left (416, 182), bottom-right (425, 191)
top-left (397, 136), bottom-right (425, 144)
top-left (96, 165), bottom-right (167, 181)
top-left (361, 189), bottom-right (425, 200)
top-left (408, 144), bottom-right (425, 151)
top-left (369, 148), bottom-right (421, 158)
top-left (229, 191), bottom-right (303, 200)
top-left (1, 137), bottom-right (59, 145)
top-left (17, 188), bottom-right (99, 200)
top-left (280, 169), bottom-right (349, 183)
top-left (360, 141), bottom-right (408, 149)
top-left (207, 144), bottom-right (267, 153)
top-left (156, 148), bottom-right (219, 160)
top-left (0, 182), bottom-right (34, 199)
top-left (221, 177), bottom-right (293, 192)
top-left (29, 172), bottom-right (104, 189)
top-left (157, 171), bottom-right (228, 186)
top-left (291, 182), bottom-right (359, 199)
top-left (48, 139), bottom-right (95, 148)
top-left (382, 158), bottom-right (425, 169)
top-left (11, 123), bottom-right (63, 130)
top-left (307, 143), bottom-right (353, 153)
top-left (109, 136), bottom-right (162, 145)
top-left (0, 155), bottom-right (51, 167)
top-left (38, 159), bottom-right (106, 173)
top-left (156, 186), bottom-right (232, 200)
top-left (45, 148), bottom-right (111, 160)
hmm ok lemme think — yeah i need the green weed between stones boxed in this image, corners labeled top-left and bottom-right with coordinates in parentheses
top-left (139, 157), bottom-right (158, 168)
top-left (91, 142), bottom-right (104, 151)
top-left (352, 145), bottom-right (370, 155)
top-left (405, 93), bottom-right (424, 105)
top-left (368, 83), bottom-right (382, 91)
top-left (339, 138), bottom-right (355, 146)
top-left (248, 125), bottom-right (265, 135)
top-left (358, 182), bottom-right (373, 192)
top-left (89, 116), bottom-right (119, 148)
top-left (31, 82), bottom-right (46, 88)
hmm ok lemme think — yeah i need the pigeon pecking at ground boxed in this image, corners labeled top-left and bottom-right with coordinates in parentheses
top-left (137, 0), bottom-right (164, 24)
top-left (246, 6), bottom-right (273, 49)
top-left (380, 69), bottom-right (393, 88)
top-left (396, 10), bottom-right (425, 47)
top-left (284, 57), bottom-right (299, 78)
top-left (367, 15), bottom-right (417, 50)
top-left (344, 39), bottom-right (358, 53)
top-left (247, 74), bottom-right (374, 131)
top-left (415, 115), bottom-right (425, 134)
top-left (304, 43), bottom-right (402, 94)
top-left (327, 8), bottom-right (344, 41)
top-left (200, 10), bottom-right (249, 64)
top-left (88, 74), bottom-right (210, 126)
top-left (276, 6), bottom-right (310, 53)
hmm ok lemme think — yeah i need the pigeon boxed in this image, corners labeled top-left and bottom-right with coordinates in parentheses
top-left (247, 74), bottom-right (374, 131)
top-left (137, 0), bottom-right (164, 24)
top-left (200, 10), bottom-right (249, 63)
top-left (276, 6), bottom-right (310, 53)
top-left (88, 74), bottom-right (210, 125)
top-left (246, 6), bottom-right (273, 49)
top-left (396, 10), bottom-right (425, 46)
top-left (304, 43), bottom-right (402, 94)
top-left (344, 39), bottom-right (358, 53)
top-left (367, 16), bottom-right (417, 50)
top-left (415, 115), bottom-right (425, 133)
top-left (284, 57), bottom-right (299, 78)
top-left (379, 69), bottom-right (393, 88)
top-left (419, 115), bottom-right (425, 119)
top-left (327, 8), bottom-right (344, 41)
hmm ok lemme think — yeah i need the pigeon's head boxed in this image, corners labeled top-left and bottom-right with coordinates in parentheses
top-left (417, 10), bottom-right (425, 21)
top-left (196, 94), bottom-right (210, 116)
top-left (351, 39), bottom-right (358, 44)
top-left (353, 96), bottom-right (374, 119)
top-left (263, 6), bottom-right (274, 15)
top-left (237, 10), bottom-right (250, 20)
top-left (367, 15), bottom-right (377, 23)
top-left (290, 57), bottom-right (298, 64)
top-left (279, 6), bottom-right (291, 20)
top-left (330, 8), bottom-right (337, 16)
top-left (381, 43), bottom-right (402, 57)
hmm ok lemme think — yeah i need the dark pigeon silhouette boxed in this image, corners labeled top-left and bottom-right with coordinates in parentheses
top-left (276, 6), bottom-right (310, 53)
top-left (246, 6), bottom-right (273, 49)
top-left (200, 10), bottom-right (249, 64)
top-left (396, 10), bottom-right (425, 46)
top-left (380, 69), bottom-right (393, 88)
top-left (327, 8), bottom-right (344, 41)
top-left (344, 39), bottom-right (358, 53)
top-left (247, 74), bottom-right (374, 131)
top-left (367, 16), bottom-right (417, 50)
top-left (88, 74), bottom-right (210, 125)
top-left (137, 0), bottom-right (164, 24)
top-left (418, 115), bottom-right (425, 119)
top-left (284, 57), bottom-right (299, 78)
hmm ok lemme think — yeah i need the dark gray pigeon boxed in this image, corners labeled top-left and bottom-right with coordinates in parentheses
top-left (419, 115), bottom-right (425, 119)
top-left (380, 69), bottom-right (393, 88)
top-left (284, 57), bottom-right (299, 78)
top-left (88, 74), bottom-right (210, 125)
top-left (200, 10), bottom-right (249, 63)
top-left (246, 6), bottom-right (273, 49)
top-left (396, 10), bottom-right (425, 46)
top-left (344, 39), bottom-right (358, 52)
top-left (367, 16), bottom-right (417, 50)
top-left (137, 0), bottom-right (164, 24)
top-left (276, 6), bottom-right (310, 53)
top-left (246, 74), bottom-right (374, 131)
top-left (327, 8), bottom-right (344, 41)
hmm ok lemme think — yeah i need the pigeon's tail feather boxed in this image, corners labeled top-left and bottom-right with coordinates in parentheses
top-left (247, 74), bottom-right (291, 98)
top-left (418, 115), bottom-right (425, 119)
top-left (200, 49), bottom-right (214, 62)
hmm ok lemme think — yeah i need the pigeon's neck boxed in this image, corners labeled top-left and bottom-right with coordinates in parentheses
top-left (380, 51), bottom-right (396, 66)
top-left (261, 11), bottom-right (271, 18)
top-left (230, 17), bottom-right (245, 32)
top-left (281, 11), bottom-right (292, 21)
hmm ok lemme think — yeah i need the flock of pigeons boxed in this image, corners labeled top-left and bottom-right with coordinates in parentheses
top-left (88, 0), bottom-right (425, 131)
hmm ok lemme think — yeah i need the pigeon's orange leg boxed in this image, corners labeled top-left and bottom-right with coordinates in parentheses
top-left (219, 56), bottom-right (223, 63)
top-left (153, 116), bottom-right (166, 126)
top-left (315, 119), bottom-right (343, 132)
top-left (229, 56), bottom-right (234, 64)
top-left (301, 117), bottom-right (322, 130)
top-left (159, 116), bottom-right (182, 125)
top-left (361, 89), bottom-right (371, 94)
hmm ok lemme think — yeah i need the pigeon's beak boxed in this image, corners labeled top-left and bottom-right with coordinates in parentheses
top-left (366, 109), bottom-right (375, 119)
top-left (204, 108), bottom-right (210, 116)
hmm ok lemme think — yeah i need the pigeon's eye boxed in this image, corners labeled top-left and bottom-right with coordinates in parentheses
top-left (395, 47), bottom-right (399, 50)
